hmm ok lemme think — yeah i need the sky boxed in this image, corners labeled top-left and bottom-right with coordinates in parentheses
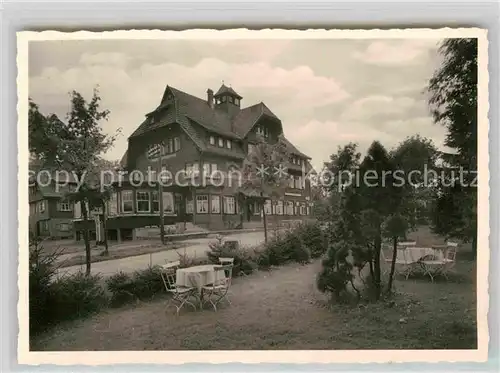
top-left (28, 37), bottom-right (448, 171)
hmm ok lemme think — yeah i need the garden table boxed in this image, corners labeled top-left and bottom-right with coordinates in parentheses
top-left (405, 247), bottom-right (444, 262)
top-left (176, 264), bottom-right (226, 308)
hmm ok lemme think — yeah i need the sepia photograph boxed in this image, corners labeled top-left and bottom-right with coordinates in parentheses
top-left (18, 28), bottom-right (488, 364)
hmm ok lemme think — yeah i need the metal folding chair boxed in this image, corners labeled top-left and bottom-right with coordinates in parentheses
top-left (160, 267), bottom-right (197, 315)
top-left (421, 242), bottom-right (458, 282)
top-left (202, 264), bottom-right (233, 311)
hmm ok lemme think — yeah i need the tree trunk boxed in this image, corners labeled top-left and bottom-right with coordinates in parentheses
top-left (471, 234), bottom-right (477, 259)
top-left (386, 236), bottom-right (398, 294)
top-left (373, 233), bottom-right (382, 300)
top-left (81, 199), bottom-right (92, 276)
top-left (261, 194), bottom-right (268, 243)
top-left (101, 200), bottom-right (109, 255)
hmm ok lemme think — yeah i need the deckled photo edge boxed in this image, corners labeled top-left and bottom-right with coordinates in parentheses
top-left (16, 27), bottom-right (490, 365)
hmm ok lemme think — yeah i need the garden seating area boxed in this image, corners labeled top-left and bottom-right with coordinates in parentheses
top-left (381, 241), bottom-right (459, 282)
top-left (161, 258), bottom-right (234, 314)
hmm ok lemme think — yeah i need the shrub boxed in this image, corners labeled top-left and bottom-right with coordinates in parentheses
top-left (295, 222), bottom-right (328, 258)
top-left (49, 272), bottom-right (107, 322)
top-left (261, 228), bottom-right (311, 266)
top-left (130, 266), bottom-right (165, 300)
top-left (30, 239), bottom-right (109, 336)
top-left (106, 266), bottom-right (166, 306)
top-left (105, 271), bottom-right (136, 307)
top-left (29, 240), bottom-right (60, 335)
top-left (207, 235), bottom-right (258, 276)
top-left (316, 241), bottom-right (356, 303)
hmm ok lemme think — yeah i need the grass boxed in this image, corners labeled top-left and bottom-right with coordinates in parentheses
top-left (57, 242), bottom-right (185, 268)
top-left (32, 258), bottom-right (476, 350)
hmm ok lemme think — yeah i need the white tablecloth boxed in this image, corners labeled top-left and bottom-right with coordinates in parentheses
top-left (176, 265), bottom-right (226, 292)
top-left (403, 247), bottom-right (444, 263)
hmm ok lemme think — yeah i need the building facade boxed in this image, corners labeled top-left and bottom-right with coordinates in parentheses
top-left (29, 175), bottom-right (77, 239)
top-left (73, 84), bottom-right (314, 241)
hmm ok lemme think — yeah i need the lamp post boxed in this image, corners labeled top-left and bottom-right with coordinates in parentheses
top-left (157, 155), bottom-right (165, 245)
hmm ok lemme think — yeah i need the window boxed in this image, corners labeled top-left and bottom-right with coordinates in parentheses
top-left (196, 195), bottom-right (209, 214)
top-left (306, 205), bottom-right (310, 215)
top-left (209, 136), bottom-right (215, 145)
top-left (275, 201), bottom-right (284, 215)
top-left (254, 201), bottom-right (261, 215)
top-left (229, 96), bottom-right (234, 103)
top-left (226, 139), bottom-right (232, 149)
top-left (285, 201), bottom-right (294, 215)
top-left (235, 98), bottom-right (240, 106)
top-left (39, 200), bottom-right (45, 213)
top-left (218, 138), bottom-right (224, 147)
top-left (58, 223), bottom-right (71, 232)
top-left (186, 198), bottom-right (194, 214)
top-left (300, 203), bottom-right (307, 215)
top-left (295, 176), bottom-right (303, 189)
top-left (108, 192), bottom-right (118, 216)
top-left (152, 191), bottom-right (159, 213)
top-left (203, 163), bottom-right (210, 177)
top-left (121, 190), bottom-right (133, 213)
top-left (211, 195), bottom-right (221, 214)
top-left (256, 125), bottom-right (269, 138)
top-left (222, 96), bottom-right (227, 102)
top-left (264, 200), bottom-right (272, 215)
top-left (289, 175), bottom-right (295, 188)
top-left (58, 199), bottom-right (71, 212)
top-left (163, 192), bottom-right (174, 214)
top-left (147, 144), bottom-right (161, 159)
top-left (30, 204), bottom-right (35, 215)
top-left (248, 143), bottom-right (256, 154)
top-left (223, 196), bottom-right (236, 214)
top-left (136, 191), bottom-right (150, 213)
top-left (174, 137), bottom-right (181, 152)
top-left (185, 163), bottom-right (199, 176)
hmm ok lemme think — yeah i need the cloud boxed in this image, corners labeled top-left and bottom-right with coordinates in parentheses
top-left (340, 95), bottom-right (418, 122)
top-left (353, 39), bottom-right (441, 66)
top-left (28, 38), bottom-right (446, 169)
top-left (29, 55), bottom-right (350, 162)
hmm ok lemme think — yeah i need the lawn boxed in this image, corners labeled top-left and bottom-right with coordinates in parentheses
top-left (32, 257), bottom-right (477, 350)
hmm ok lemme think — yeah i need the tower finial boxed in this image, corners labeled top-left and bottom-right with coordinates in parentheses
top-left (222, 79), bottom-right (225, 85)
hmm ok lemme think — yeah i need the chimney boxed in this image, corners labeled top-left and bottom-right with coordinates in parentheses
top-left (207, 89), bottom-right (214, 108)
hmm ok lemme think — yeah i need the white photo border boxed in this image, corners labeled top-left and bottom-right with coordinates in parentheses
top-left (1, 1), bottom-right (498, 372)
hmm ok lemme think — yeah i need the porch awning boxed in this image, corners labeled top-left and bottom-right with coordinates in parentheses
top-left (239, 188), bottom-right (269, 198)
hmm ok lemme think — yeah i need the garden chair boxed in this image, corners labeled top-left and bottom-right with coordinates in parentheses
top-left (162, 260), bottom-right (180, 269)
top-left (202, 264), bottom-right (233, 312)
top-left (160, 267), bottom-right (198, 315)
top-left (421, 242), bottom-right (458, 282)
top-left (219, 257), bottom-right (235, 265)
top-left (380, 246), bottom-right (415, 280)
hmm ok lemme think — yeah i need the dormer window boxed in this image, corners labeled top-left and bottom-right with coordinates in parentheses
top-left (209, 136), bottom-right (215, 145)
top-left (256, 125), bottom-right (269, 138)
top-left (226, 140), bottom-right (232, 149)
top-left (218, 138), bottom-right (224, 147)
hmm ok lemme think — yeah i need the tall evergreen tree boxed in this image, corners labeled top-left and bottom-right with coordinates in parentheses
top-left (428, 38), bottom-right (478, 255)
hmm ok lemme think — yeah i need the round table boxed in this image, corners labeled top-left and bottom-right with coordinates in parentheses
top-left (176, 264), bottom-right (226, 292)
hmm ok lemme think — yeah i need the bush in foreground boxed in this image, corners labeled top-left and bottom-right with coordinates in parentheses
top-left (106, 266), bottom-right (166, 307)
top-left (29, 239), bottom-right (107, 335)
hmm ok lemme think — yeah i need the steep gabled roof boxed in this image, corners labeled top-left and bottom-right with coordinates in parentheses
top-left (280, 135), bottom-right (311, 160)
top-left (214, 84), bottom-right (242, 99)
top-left (128, 84), bottom-right (309, 160)
top-left (231, 102), bottom-right (281, 137)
